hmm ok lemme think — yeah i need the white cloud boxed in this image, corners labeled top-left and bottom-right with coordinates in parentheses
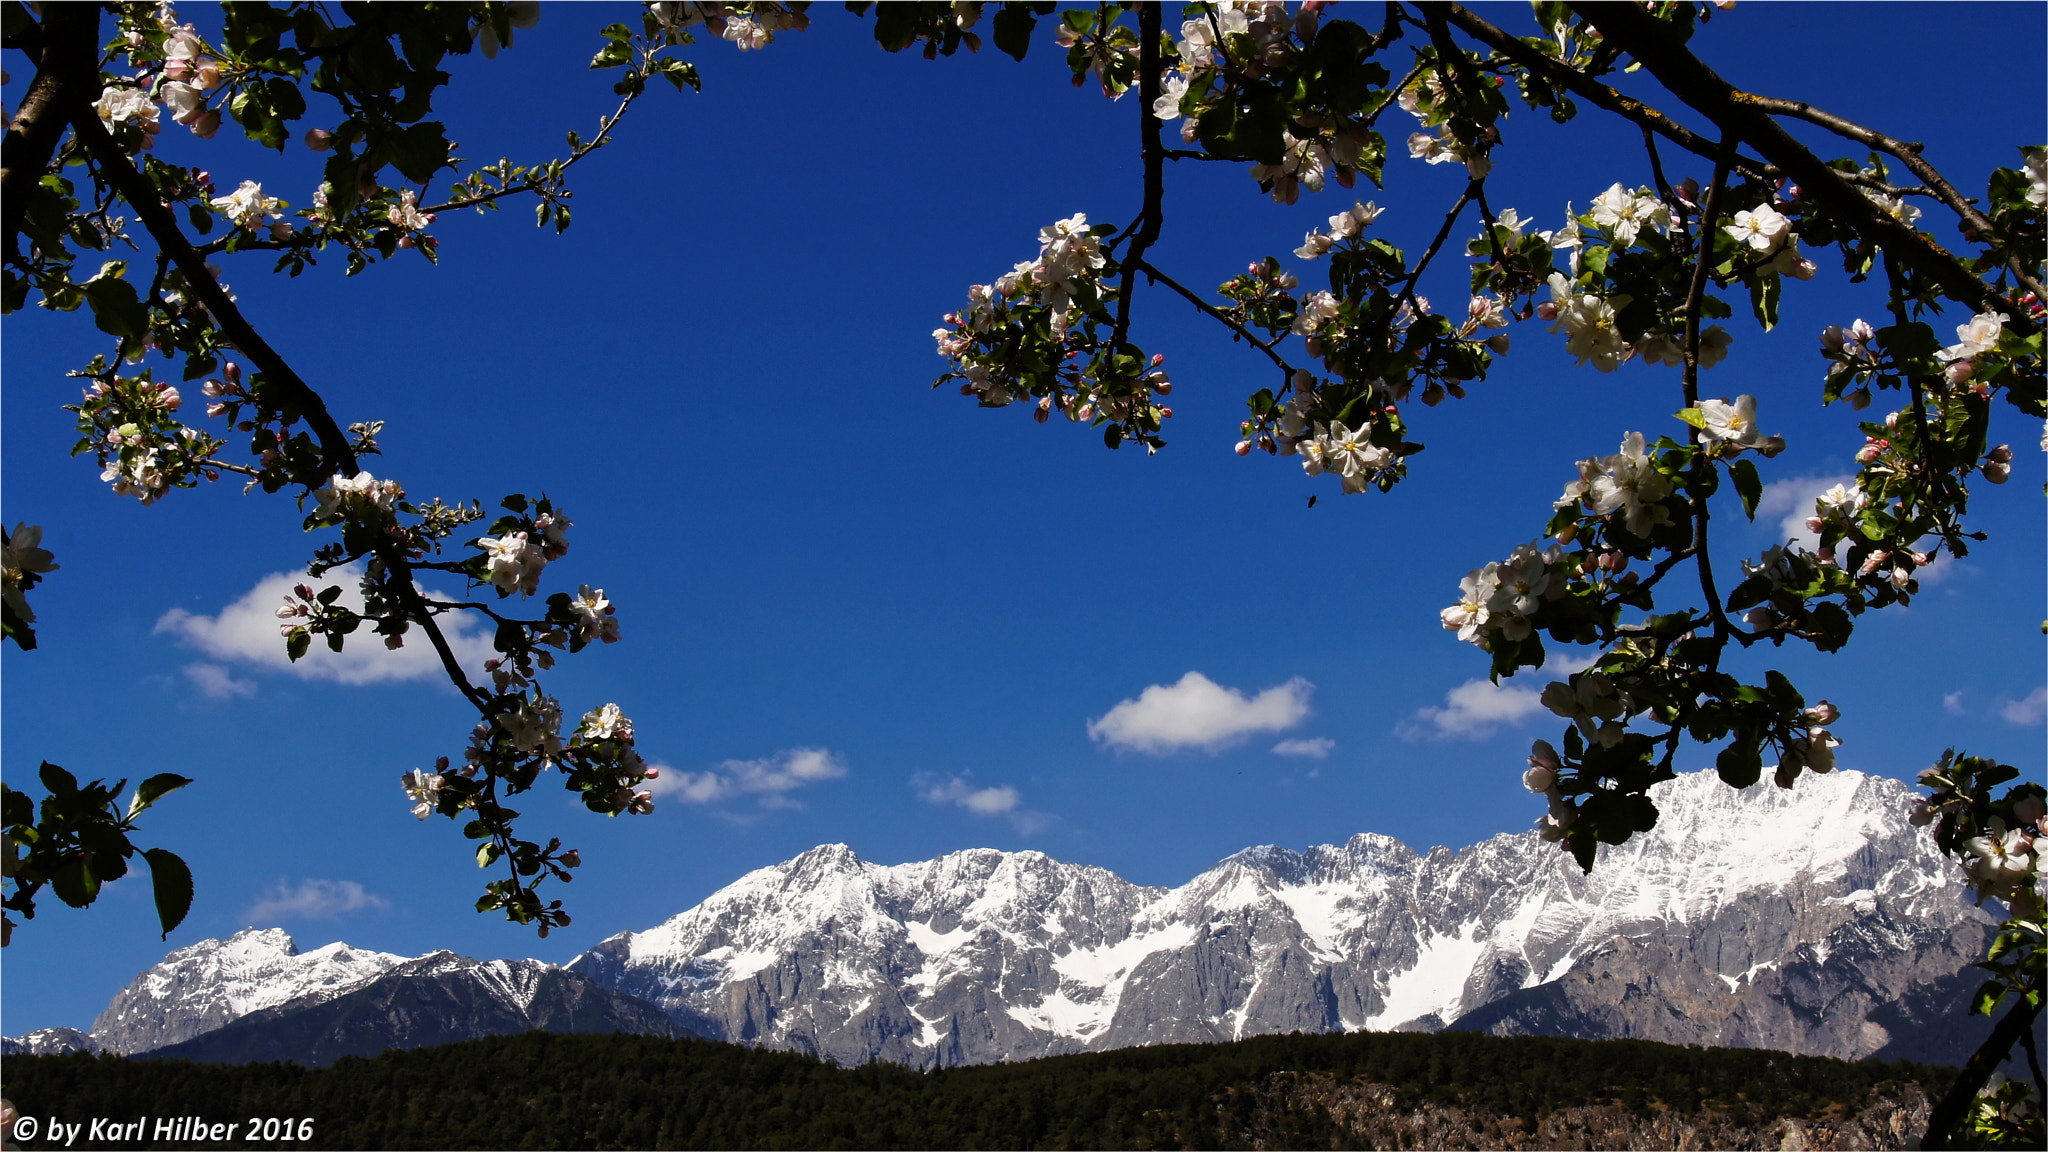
top-left (244, 878), bottom-right (389, 924)
top-left (1272, 737), bottom-right (1334, 759)
top-left (1944, 690), bottom-right (1967, 716)
top-left (1754, 473), bottom-right (1855, 552)
top-left (1396, 656), bottom-right (1594, 742)
top-left (156, 565), bottom-right (494, 686)
top-left (183, 662), bottom-right (257, 700)
top-left (1087, 671), bottom-right (1312, 754)
top-left (649, 747), bottom-right (848, 808)
top-left (917, 773), bottom-right (1021, 814)
top-left (913, 772), bottom-right (1050, 833)
top-left (2000, 687), bottom-right (2046, 726)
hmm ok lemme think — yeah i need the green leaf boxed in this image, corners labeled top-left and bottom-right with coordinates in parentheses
top-left (992, 4), bottom-right (1038, 61)
top-left (128, 774), bottom-right (193, 819)
top-left (83, 277), bottom-right (149, 338)
top-left (1748, 270), bottom-right (1781, 332)
top-left (143, 848), bottom-right (194, 940)
top-left (1717, 737), bottom-right (1762, 789)
top-left (286, 628), bottom-right (311, 662)
top-left (1728, 458), bottom-right (1762, 521)
top-left (1673, 406), bottom-right (1706, 431)
top-left (39, 761), bottom-right (80, 798)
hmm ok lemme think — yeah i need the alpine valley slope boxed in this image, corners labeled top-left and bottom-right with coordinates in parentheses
top-left (566, 768), bottom-right (1996, 1069)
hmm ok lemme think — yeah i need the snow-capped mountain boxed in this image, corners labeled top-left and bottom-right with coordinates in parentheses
top-left (17, 928), bottom-right (668, 1065)
top-left (90, 927), bottom-right (411, 1054)
top-left (567, 769), bottom-right (1993, 1068)
top-left (4, 768), bottom-right (1997, 1070)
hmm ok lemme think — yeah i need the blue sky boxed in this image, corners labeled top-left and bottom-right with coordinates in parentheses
top-left (4, 3), bottom-right (2042, 1035)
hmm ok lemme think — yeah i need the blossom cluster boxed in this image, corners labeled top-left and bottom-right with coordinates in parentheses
top-left (649, 2), bottom-right (809, 50)
top-left (475, 504), bottom-right (571, 598)
top-left (1148, 3), bottom-right (1378, 204)
top-left (1, 524), bottom-right (59, 631)
top-left (1914, 750), bottom-right (2047, 913)
top-left (1552, 431), bottom-right (1679, 540)
top-left (69, 369), bottom-right (226, 505)
top-left (933, 214), bottom-right (1174, 452)
top-left (1439, 537), bottom-right (1571, 649)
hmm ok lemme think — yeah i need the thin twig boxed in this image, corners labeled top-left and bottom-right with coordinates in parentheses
top-left (1133, 257), bottom-right (1291, 373)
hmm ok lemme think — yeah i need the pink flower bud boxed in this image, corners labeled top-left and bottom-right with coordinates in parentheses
top-left (1911, 551), bottom-right (1930, 566)
top-left (1154, 381), bottom-right (1172, 395)
top-left (1816, 546), bottom-right (1836, 565)
top-left (1945, 359), bottom-right (1975, 384)
top-left (1988, 444), bottom-right (2014, 464)
top-left (1885, 411), bottom-right (1900, 430)
top-left (1982, 461), bottom-right (2010, 484)
top-left (1536, 302), bottom-right (1558, 321)
top-left (1160, 407), bottom-right (1174, 419)
top-left (1858, 550), bottom-right (1888, 576)
top-left (1234, 439), bottom-right (1252, 456)
top-left (1805, 516), bottom-right (1825, 534)
top-left (1151, 353), bottom-right (1165, 365)
top-left (224, 362), bottom-right (241, 384)
top-left (305, 128), bottom-right (334, 151)
top-left (644, 767), bottom-right (660, 780)
top-left (1855, 443), bottom-right (1881, 464)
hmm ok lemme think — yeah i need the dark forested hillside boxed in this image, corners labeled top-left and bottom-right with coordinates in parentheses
top-left (1, 1028), bottom-right (1952, 1150)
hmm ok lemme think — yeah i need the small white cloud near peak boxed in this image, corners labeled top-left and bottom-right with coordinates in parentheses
top-left (1272, 737), bottom-right (1335, 759)
top-left (648, 747), bottom-right (848, 809)
top-left (913, 772), bottom-right (1049, 833)
top-left (917, 773), bottom-right (1022, 814)
top-left (1087, 671), bottom-right (1312, 754)
top-left (244, 878), bottom-right (389, 924)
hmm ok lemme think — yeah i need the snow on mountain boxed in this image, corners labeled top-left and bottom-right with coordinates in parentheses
top-left (9, 768), bottom-right (1988, 1071)
top-left (87, 927), bottom-right (410, 1054)
top-left (569, 769), bottom-right (1987, 1068)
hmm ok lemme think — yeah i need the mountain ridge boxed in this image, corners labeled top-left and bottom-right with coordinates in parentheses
top-left (5, 768), bottom-right (1998, 1071)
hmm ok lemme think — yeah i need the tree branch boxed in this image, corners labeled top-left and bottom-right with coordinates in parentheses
top-left (1922, 995), bottom-right (2046, 1150)
top-left (1111, 3), bottom-right (1165, 352)
top-left (68, 110), bottom-right (360, 479)
top-left (1580, 4), bottom-right (2034, 338)
top-left (1132, 258), bottom-right (1291, 374)
top-left (1434, 4), bottom-right (1773, 183)
top-left (1, 2), bottom-right (96, 262)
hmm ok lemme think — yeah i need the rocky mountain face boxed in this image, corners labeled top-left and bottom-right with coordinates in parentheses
top-left (89, 927), bottom-right (410, 1054)
top-left (7, 928), bottom-right (668, 1066)
top-left (139, 952), bottom-right (672, 1068)
top-left (0, 1027), bottom-right (101, 1057)
top-left (566, 769), bottom-right (1993, 1068)
top-left (3, 769), bottom-right (2001, 1071)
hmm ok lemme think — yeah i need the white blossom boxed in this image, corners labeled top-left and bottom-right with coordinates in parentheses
top-left (401, 768), bottom-right (445, 820)
top-left (1723, 205), bottom-right (1791, 253)
top-left (1588, 182), bottom-right (1668, 246)
top-left (1938, 310), bottom-right (2008, 363)
top-left (210, 180), bottom-right (285, 231)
